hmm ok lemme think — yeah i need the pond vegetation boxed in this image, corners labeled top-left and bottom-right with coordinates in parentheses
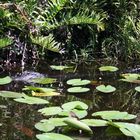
top-left (1, 0), bottom-right (140, 140)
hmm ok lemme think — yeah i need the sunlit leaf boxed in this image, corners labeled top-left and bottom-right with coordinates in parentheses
top-left (36, 133), bottom-right (74, 140)
top-left (0, 76), bottom-right (12, 85)
top-left (96, 85), bottom-right (116, 93)
top-left (38, 106), bottom-right (62, 116)
top-left (62, 101), bottom-right (88, 110)
top-left (67, 87), bottom-right (90, 93)
top-left (0, 37), bottom-right (13, 48)
top-left (14, 94), bottom-right (49, 104)
top-left (67, 79), bottom-right (90, 86)
top-left (81, 119), bottom-right (108, 127)
top-left (0, 91), bottom-right (23, 98)
top-left (135, 86), bottom-right (140, 92)
top-left (63, 118), bottom-right (93, 134)
top-left (121, 73), bottom-right (140, 80)
top-left (0, 123), bottom-right (2, 126)
top-left (99, 66), bottom-right (118, 72)
top-left (50, 65), bottom-right (72, 70)
top-left (92, 111), bottom-right (136, 120)
top-left (35, 122), bottom-right (55, 132)
top-left (31, 77), bottom-right (57, 84)
top-left (32, 91), bottom-right (60, 97)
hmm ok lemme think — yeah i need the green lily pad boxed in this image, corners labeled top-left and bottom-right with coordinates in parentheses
top-left (63, 118), bottom-right (93, 134)
top-left (121, 73), bottom-right (140, 80)
top-left (36, 133), bottom-right (74, 140)
top-left (67, 79), bottom-right (91, 86)
top-left (38, 106), bottom-right (62, 116)
top-left (81, 119), bottom-right (108, 127)
top-left (96, 85), bottom-right (116, 93)
top-left (0, 76), bottom-right (12, 85)
top-left (67, 87), bottom-right (90, 93)
top-left (135, 86), bottom-right (140, 92)
top-left (92, 111), bottom-right (136, 120)
top-left (50, 65), bottom-right (71, 70)
top-left (99, 66), bottom-right (119, 72)
top-left (31, 77), bottom-right (57, 84)
top-left (0, 91), bottom-right (23, 98)
top-left (14, 94), bottom-right (49, 104)
top-left (62, 101), bottom-right (88, 110)
top-left (35, 122), bottom-right (55, 132)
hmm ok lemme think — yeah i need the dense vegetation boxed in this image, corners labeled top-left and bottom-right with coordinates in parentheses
top-left (0, 0), bottom-right (140, 61)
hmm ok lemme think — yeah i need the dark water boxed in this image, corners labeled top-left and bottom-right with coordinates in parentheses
top-left (0, 59), bottom-right (140, 140)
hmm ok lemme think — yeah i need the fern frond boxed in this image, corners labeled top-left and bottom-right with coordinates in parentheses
top-left (31, 34), bottom-right (62, 53)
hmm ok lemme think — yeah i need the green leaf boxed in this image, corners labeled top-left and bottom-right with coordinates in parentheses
top-left (31, 77), bottom-right (57, 84)
top-left (62, 101), bottom-right (88, 110)
top-left (50, 65), bottom-right (71, 70)
top-left (35, 122), bottom-right (55, 132)
top-left (96, 85), bottom-right (116, 93)
top-left (92, 111), bottom-right (136, 120)
top-left (36, 133), bottom-right (74, 140)
top-left (67, 87), bottom-right (90, 93)
top-left (14, 94), bottom-right (49, 104)
top-left (81, 119), bottom-right (108, 127)
top-left (0, 123), bottom-right (2, 126)
top-left (63, 118), bottom-right (93, 134)
top-left (0, 76), bottom-right (12, 85)
top-left (99, 66), bottom-right (118, 72)
top-left (38, 106), bottom-right (62, 116)
top-left (0, 91), bottom-right (23, 98)
top-left (121, 73), bottom-right (140, 80)
top-left (67, 79), bottom-right (90, 86)
top-left (135, 86), bottom-right (140, 92)
top-left (0, 38), bottom-right (13, 48)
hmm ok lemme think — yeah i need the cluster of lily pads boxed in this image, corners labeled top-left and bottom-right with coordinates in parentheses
top-left (0, 65), bottom-right (140, 139)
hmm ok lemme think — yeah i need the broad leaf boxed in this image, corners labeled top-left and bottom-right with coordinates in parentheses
top-left (36, 133), bottom-right (74, 140)
top-left (81, 119), bottom-right (108, 127)
top-left (67, 87), bottom-right (90, 93)
top-left (0, 91), bottom-right (23, 98)
top-left (31, 77), bottom-right (57, 84)
top-left (62, 101), bottom-right (88, 110)
top-left (38, 106), bottom-right (62, 116)
top-left (32, 91), bottom-right (60, 97)
top-left (0, 76), bottom-right (12, 85)
top-left (99, 66), bottom-right (118, 72)
top-left (92, 111), bottom-right (136, 120)
top-left (96, 85), bottom-right (116, 93)
top-left (135, 86), bottom-right (140, 92)
top-left (14, 94), bottom-right (49, 104)
top-left (67, 79), bottom-right (90, 86)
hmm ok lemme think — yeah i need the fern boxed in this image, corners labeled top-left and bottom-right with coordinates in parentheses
top-left (31, 34), bottom-right (62, 53)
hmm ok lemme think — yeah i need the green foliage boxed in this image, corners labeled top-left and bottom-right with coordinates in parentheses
top-left (0, 76), bottom-right (12, 85)
top-left (96, 85), bottom-right (116, 93)
top-left (0, 38), bottom-right (13, 48)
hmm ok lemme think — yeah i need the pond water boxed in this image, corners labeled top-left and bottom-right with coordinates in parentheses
top-left (0, 59), bottom-right (140, 140)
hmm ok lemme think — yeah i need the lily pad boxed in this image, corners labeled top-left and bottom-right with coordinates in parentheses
top-left (121, 73), bottom-right (140, 80)
top-left (50, 65), bottom-right (71, 70)
top-left (135, 86), bottom-right (140, 92)
top-left (99, 66), bottom-right (119, 72)
top-left (63, 118), bottom-right (93, 134)
top-left (0, 91), bottom-right (23, 98)
top-left (67, 79), bottom-right (91, 86)
top-left (14, 94), bottom-right (49, 104)
top-left (31, 77), bottom-right (57, 84)
top-left (38, 106), bottom-right (62, 116)
top-left (67, 87), bottom-right (90, 93)
top-left (81, 119), bottom-right (108, 127)
top-left (96, 85), bottom-right (116, 93)
top-left (35, 122), bottom-right (55, 132)
top-left (0, 76), bottom-right (12, 85)
top-left (0, 123), bottom-right (2, 126)
top-left (62, 101), bottom-right (88, 110)
top-left (36, 133), bottom-right (74, 140)
top-left (92, 111), bottom-right (136, 120)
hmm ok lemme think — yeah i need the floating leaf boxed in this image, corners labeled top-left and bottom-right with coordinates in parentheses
top-left (121, 73), bottom-right (140, 80)
top-left (32, 91), bottom-right (60, 97)
top-left (63, 118), bottom-right (93, 134)
top-left (50, 65), bottom-right (71, 70)
top-left (96, 85), bottom-right (116, 93)
top-left (67, 87), bottom-right (90, 93)
top-left (0, 123), bottom-right (2, 126)
top-left (14, 94), bottom-right (49, 104)
top-left (38, 106), bottom-right (62, 116)
top-left (99, 66), bottom-right (119, 72)
top-left (135, 86), bottom-right (140, 92)
top-left (0, 76), bottom-right (12, 85)
top-left (35, 122), bottom-right (55, 132)
top-left (81, 119), bottom-right (108, 127)
top-left (62, 101), bottom-right (88, 110)
top-left (67, 79), bottom-right (90, 86)
top-left (92, 111), bottom-right (136, 120)
top-left (31, 77), bottom-right (57, 84)
top-left (0, 91), bottom-right (23, 98)
top-left (36, 133), bottom-right (74, 140)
